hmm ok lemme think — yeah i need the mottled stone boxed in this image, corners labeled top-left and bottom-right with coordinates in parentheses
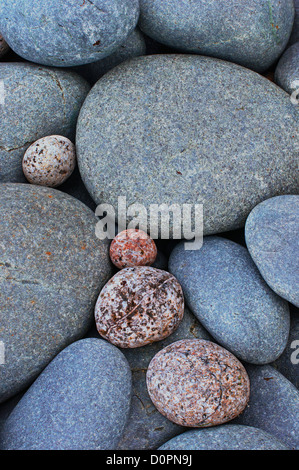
top-left (138, 0), bottom-right (294, 72)
top-left (0, 33), bottom-right (9, 57)
top-left (95, 267), bottom-right (184, 348)
top-left (117, 308), bottom-right (211, 450)
top-left (74, 28), bottom-right (146, 85)
top-left (0, 0), bottom-right (140, 67)
top-left (275, 42), bottom-right (299, 95)
top-left (77, 55), bottom-right (298, 237)
top-left (272, 306), bottom-right (299, 389)
top-left (110, 229), bottom-right (157, 269)
top-left (22, 136), bottom-right (76, 188)
top-left (169, 237), bottom-right (290, 364)
top-left (233, 365), bottom-right (299, 450)
top-left (0, 339), bottom-right (132, 450)
top-left (147, 339), bottom-right (250, 428)
top-left (0, 63), bottom-right (90, 183)
top-left (158, 425), bottom-right (289, 450)
top-left (289, 0), bottom-right (299, 45)
top-left (0, 183), bottom-right (112, 403)
top-left (245, 195), bottom-right (299, 307)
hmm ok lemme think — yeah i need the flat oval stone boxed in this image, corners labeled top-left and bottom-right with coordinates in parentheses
top-left (233, 365), bottom-right (299, 450)
top-left (275, 43), bottom-right (299, 95)
top-left (146, 339), bottom-right (250, 428)
top-left (0, 63), bottom-right (90, 183)
top-left (0, 0), bottom-right (140, 67)
top-left (245, 195), bottom-right (299, 307)
top-left (0, 183), bottom-right (112, 403)
top-left (95, 267), bottom-right (184, 348)
top-left (77, 55), bottom-right (298, 236)
top-left (158, 425), bottom-right (289, 450)
top-left (138, 0), bottom-right (294, 72)
top-left (0, 339), bottom-right (132, 450)
top-left (169, 236), bottom-right (290, 364)
top-left (117, 308), bottom-right (211, 450)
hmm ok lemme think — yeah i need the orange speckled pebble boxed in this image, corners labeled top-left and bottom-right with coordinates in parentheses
top-left (146, 339), bottom-right (250, 428)
top-left (95, 266), bottom-right (184, 348)
top-left (109, 229), bottom-right (157, 269)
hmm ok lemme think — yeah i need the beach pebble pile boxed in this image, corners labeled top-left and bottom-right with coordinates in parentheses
top-left (0, 0), bottom-right (298, 451)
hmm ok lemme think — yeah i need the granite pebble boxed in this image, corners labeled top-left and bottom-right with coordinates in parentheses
top-left (275, 42), bottom-right (299, 95)
top-left (110, 229), bottom-right (157, 269)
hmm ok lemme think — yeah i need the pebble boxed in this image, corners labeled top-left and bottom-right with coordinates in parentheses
top-left (169, 236), bottom-right (290, 364)
top-left (275, 42), bottom-right (299, 95)
top-left (233, 365), bottom-right (299, 450)
top-left (245, 195), bottom-right (299, 307)
top-left (22, 136), bottom-right (76, 188)
top-left (0, 183), bottom-right (112, 403)
top-left (289, 0), bottom-right (299, 45)
top-left (0, 63), bottom-right (90, 183)
top-left (74, 28), bottom-right (146, 85)
top-left (138, 0), bottom-right (294, 72)
top-left (0, 339), bottom-right (132, 450)
top-left (95, 267), bottom-right (184, 348)
top-left (117, 308), bottom-right (211, 450)
top-left (109, 229), bottom-right (157, 269)
top-left (158, 425), bottom-right (289, 450)
top-left (77, 55), bottom-right (298, 236)
top-left (0, 0), bottom-right (140, 67)
top-left (146, 339), bottom-right (250, 428)
top-left (0, 33), bottom-right (9, 57)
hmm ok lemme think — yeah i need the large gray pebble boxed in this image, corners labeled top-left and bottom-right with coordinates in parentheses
top-left (74, 28), bottom-right (146, 85)
top-left (158, 424), bottom-right (289, 450)
top-left (0, 63), bottom-right (90, 183)
top-left (77, 55), bottom-right (298, 237)
top-left (117, 308), bottom-right (211, 450)
top-left (138, 0), bottom-right (294, 72)
top-left (0, 0), bottom-right (140, 67)
top-left (233, 365), bottom-right (299, 450)
top-left (0, 184), bottom-right (112, 403)
top-left (168, 236), bottom-right (290, 364)
top-left (245, 195), bottom-right (299, 307)
top-left (0, 339), bottom-right (132, 450)
top-left (289, 0), bottom-right (299, 45)
top-left (275, 42), bottom-right (299, 95)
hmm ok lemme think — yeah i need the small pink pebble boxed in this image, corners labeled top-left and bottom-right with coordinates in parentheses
top-left (109, 229), bottom-right (157, 269)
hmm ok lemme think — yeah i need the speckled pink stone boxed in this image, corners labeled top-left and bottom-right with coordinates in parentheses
top-left (109, 229), bottom-right (157, 269)
top-left (95, 266), bottom-right (185, 348)
top-left (22, 135), bottom-right (76, 188)
top-left (146, 339), bottom-right (250, 428)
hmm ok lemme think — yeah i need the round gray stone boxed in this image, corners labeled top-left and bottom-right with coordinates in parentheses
top-left (117, 308), bottom-right (211, 450)
top-left (245, 195), bottom-right (299, 307)
top-left (138, 0), bottom-right (294, 72)
top-left (233, 365), bottom-right (299, 450)
top-left (0, 63), bottom-right (90, 183)
top-left (0, 183), bottom-right (113, 403)
top-left (158, 424), bottom-right (289, 450)
top-left (0, 0), bottom-right (140, 67)
top-left (74, 28), bottom-right (146, 85)
top-left (275, 42), bottom-right (299, 95)
top-left (289, 0), bottom-right (299, 45)
top-left (76, 55), bottom-right (299, 237)
top-left (0, 338), bottom-right (132, 450)
top-left (168, 236), bottom-right (290, 364)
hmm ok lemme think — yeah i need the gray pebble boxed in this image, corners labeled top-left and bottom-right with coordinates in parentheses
top-left (275, 42), bottom-right (299, 95)
top-left (289, 0), bottom-right (299, 45)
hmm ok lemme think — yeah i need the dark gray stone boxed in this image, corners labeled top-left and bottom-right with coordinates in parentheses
top-left (289, 0), bottom-right (299, 45)
top-left (0, 0), bottom-right (140, 67)
top-left (275, 42), bottom-right (299, 95)
top-left (117, 308), bottom-right (211, 450)
top-left (272, 305), bottom-right (299, 389)
top-left (76, 55), bottom-right (299, 237)
top-left (0, 338), bottom-right (132, 450)
top-left (245, 195), bottom-right (299, 307)
top-left (233, 365), bottom-right (299, 450)
top-left (0, 183), bottom-right (113, 403)
top-left (74, 28), bottom-right (146, 85)
top-left (158, 425), bottom-right (289, 450)
top-left (138, 0), bottom-right (294, 72)
top-left (168, 237), bottom-right (290, 364)
top-left (0, 63), bottom-right (90, 183)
